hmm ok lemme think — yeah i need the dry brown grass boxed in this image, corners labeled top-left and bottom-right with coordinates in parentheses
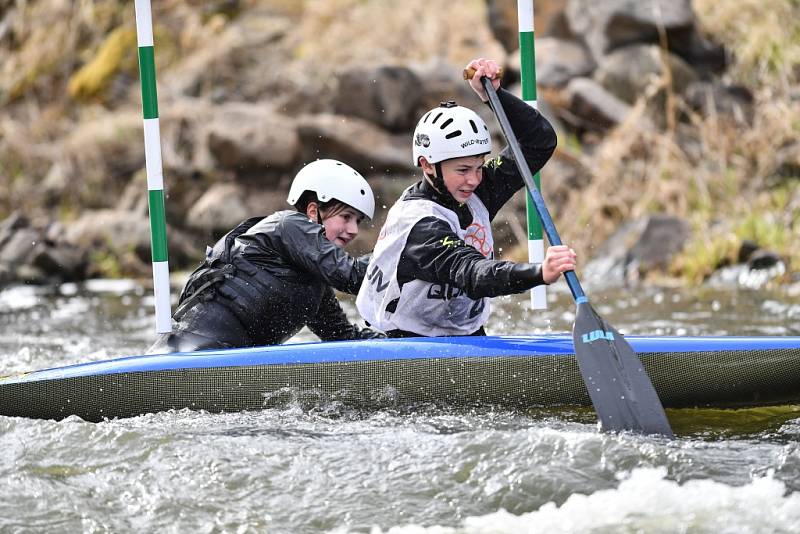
top-left (295, 0), bottom-right (505, 79)
top-left (694, 0), bottom-right (800, 90)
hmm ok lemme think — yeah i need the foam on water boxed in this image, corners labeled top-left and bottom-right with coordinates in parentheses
top-left (0, 285), bottom-right (44, 311)
top-left (355, 468), bottom-right (800, 534)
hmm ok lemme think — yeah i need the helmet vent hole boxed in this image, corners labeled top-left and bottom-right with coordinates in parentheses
top-left (444, 130), bottom-right (462, 139)
top-left (484, 124), bottom-right (489, 131)
top-left (422, 111), bottom-right (432, 123)
top-left (360, 189), bottom-right (365, 195)
top-left (432, 112), bottom-right (443, 124)
top-left (439, 118), bottom-right (453, 130)
top-left (469, 120), bottom-right (478, 133)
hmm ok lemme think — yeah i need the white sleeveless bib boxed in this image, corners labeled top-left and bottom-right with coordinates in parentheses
top-left (356, 187), bottom-right (494, 336)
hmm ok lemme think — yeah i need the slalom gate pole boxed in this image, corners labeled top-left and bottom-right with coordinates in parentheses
top-left (134, 0), bottom-right (172, 333)
top-left (518, 1), bottom-right (546, 309)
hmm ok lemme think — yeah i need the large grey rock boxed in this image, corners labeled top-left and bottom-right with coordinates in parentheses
top-left (0, 228), bottom-right (41, 266)
top-left (584, 214), bottom-right (690, 286)
top-left (158, 99), bottom-right (216, 178)
top-left (65, 210), bottom-right (153, 263)
top-left (539, 38), bottom-right (596, 88)
top-left (186, 183), bottom-right (251, 233)
top-left (566, 0), bottom-right (695, 60)
top-left (204, 103), bottom-right (300, 173)
top-left (707, 249), bottom-right (787, 290)
top-left (296, 114), bottom-right (413, 175)
top-left (0, 211), bottom-right (27, 251)
top-left (595, 44), bottom-right (697, 105)
top-left (333, 66), bottom-right (423, 132)
top-left (30, 242), bottom-right (87, 282)
top-left (566, 0), bottom-right (725, 72)
top-left (58, 112), bottom-right (145, 207)
top-left (409, 59), bottom-right (478, 120)
top-left (64, 209), bottom-right (197, 274)
top-left (0, 213), bottom-right (88, 285)
top-left (564, 77), bottom-right (633, 130)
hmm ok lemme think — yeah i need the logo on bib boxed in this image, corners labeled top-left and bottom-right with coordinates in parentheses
top-left (464, 222), bottom-right (491, 257)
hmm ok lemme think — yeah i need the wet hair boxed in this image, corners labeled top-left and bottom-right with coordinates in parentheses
top-left (294, 191), bottom-right (349, 220)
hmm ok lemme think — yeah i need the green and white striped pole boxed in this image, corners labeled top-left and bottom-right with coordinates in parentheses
top-left (134, 0), bottom-right (172, 333)
top-left (518, 1), bottom-right (546, 309)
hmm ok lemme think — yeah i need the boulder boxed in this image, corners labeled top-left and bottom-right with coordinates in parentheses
top-left (185, 183), bottom-right (251, 234)
top-left (563, 77), bottom-right (633, 131)
top-left (584, 214), bottom-right (690, 286)
top-left (64, 209), bottom-right (198, 275)
top-left (409, 59), bottom-right (479, 119)
top-left (332, 66), bottom-right (423, 132)
top-left (0, 213), bottom-right (88, 285)
top-left (296, 114), bottom-right (413, 175)
top-left (0, 211), bottom-right (27, 251)
top-left (0, 228), bottom-right (41, 266)
top-left (566, 0), bottom-right (695, 61)
top-left (204, 103), bottom-right (300, 173)
top-left (595, 44), bottom-right (698, 105)
top-left (64, 210), bottom-right (154, 265)
top-left (59, 111), bottom-right (145, 208)
top-left (30, 242), bottom-right (87, 282)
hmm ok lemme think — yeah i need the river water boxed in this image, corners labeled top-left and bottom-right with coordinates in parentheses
top-left (1, 280), bottom-right (799, 533)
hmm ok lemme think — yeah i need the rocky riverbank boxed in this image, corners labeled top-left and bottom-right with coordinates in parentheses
top-left (0, 0), bottom-right (797, 290)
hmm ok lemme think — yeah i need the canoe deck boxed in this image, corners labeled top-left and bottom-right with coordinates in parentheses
top-left (2, 335), bottom-right (800, 421)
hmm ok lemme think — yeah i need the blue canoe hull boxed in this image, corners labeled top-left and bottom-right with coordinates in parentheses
top-left (2, 335), bottom-right (800, 421)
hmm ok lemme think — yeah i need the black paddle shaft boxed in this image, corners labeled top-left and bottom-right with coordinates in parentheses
top-left (480, 77), bottom-right (674, 437)
top-left (479, 77), bottom-right (584, 303)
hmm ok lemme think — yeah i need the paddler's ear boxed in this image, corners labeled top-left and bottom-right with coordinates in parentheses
top-left (305, 201), bottom-right (319, 222)
top-left (419, 156), bottom-right (436, 176)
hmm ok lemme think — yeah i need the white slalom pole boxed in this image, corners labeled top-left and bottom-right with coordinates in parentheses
top-left (518, 1), bottom-right (547, 309)
top-left (134, 0), bottom-right (172, 333)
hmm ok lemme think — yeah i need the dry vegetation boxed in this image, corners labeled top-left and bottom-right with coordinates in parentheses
top-left (554, 0), bottom-right (800, 282)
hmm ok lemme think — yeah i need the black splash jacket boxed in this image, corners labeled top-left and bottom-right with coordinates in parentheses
top-left (397, 88), bottom-right (557, 302)
top-left (148, 211), bottom-right (376, 353)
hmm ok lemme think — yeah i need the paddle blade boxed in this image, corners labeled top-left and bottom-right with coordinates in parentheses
top-left (573, 301), bottom-right (674, 437)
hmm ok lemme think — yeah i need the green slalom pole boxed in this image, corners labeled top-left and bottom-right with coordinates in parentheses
top-left (134, 0), bottom-right (172, 333)
top-left (518, 1), bottom-right (546, 309)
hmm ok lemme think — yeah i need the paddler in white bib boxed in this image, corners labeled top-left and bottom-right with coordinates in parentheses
top-left (356, 58), bottom-right (577, 338)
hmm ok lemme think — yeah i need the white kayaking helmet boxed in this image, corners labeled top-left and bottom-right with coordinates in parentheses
top-left (412, 101), bottom-right (492, 166)
top-left (287, 159), bottom-right (375, 220)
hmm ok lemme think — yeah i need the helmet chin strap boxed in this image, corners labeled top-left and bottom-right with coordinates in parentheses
top-left (424, 162), bottom-right (447, 195)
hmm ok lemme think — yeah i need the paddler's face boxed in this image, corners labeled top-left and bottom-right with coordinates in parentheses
top-left (321, 205), bottom-right (364, 248)
top-left (422, 155), bottom-right (485, 204)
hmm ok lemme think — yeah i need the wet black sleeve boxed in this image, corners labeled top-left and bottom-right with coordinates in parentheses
top-left (399, 216), bottom-right (546, 299)
top-left (475, 87), bottom-right (558, 220)
top-left (306, 287), bottom-right (361, 341)
top-left (280, 217), bottom-right (369, 294)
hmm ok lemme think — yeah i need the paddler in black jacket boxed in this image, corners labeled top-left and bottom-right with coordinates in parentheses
top-left (149, 159), bottom-right (383, 353)
top-left (356, 57), bottom-right (577, 338)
